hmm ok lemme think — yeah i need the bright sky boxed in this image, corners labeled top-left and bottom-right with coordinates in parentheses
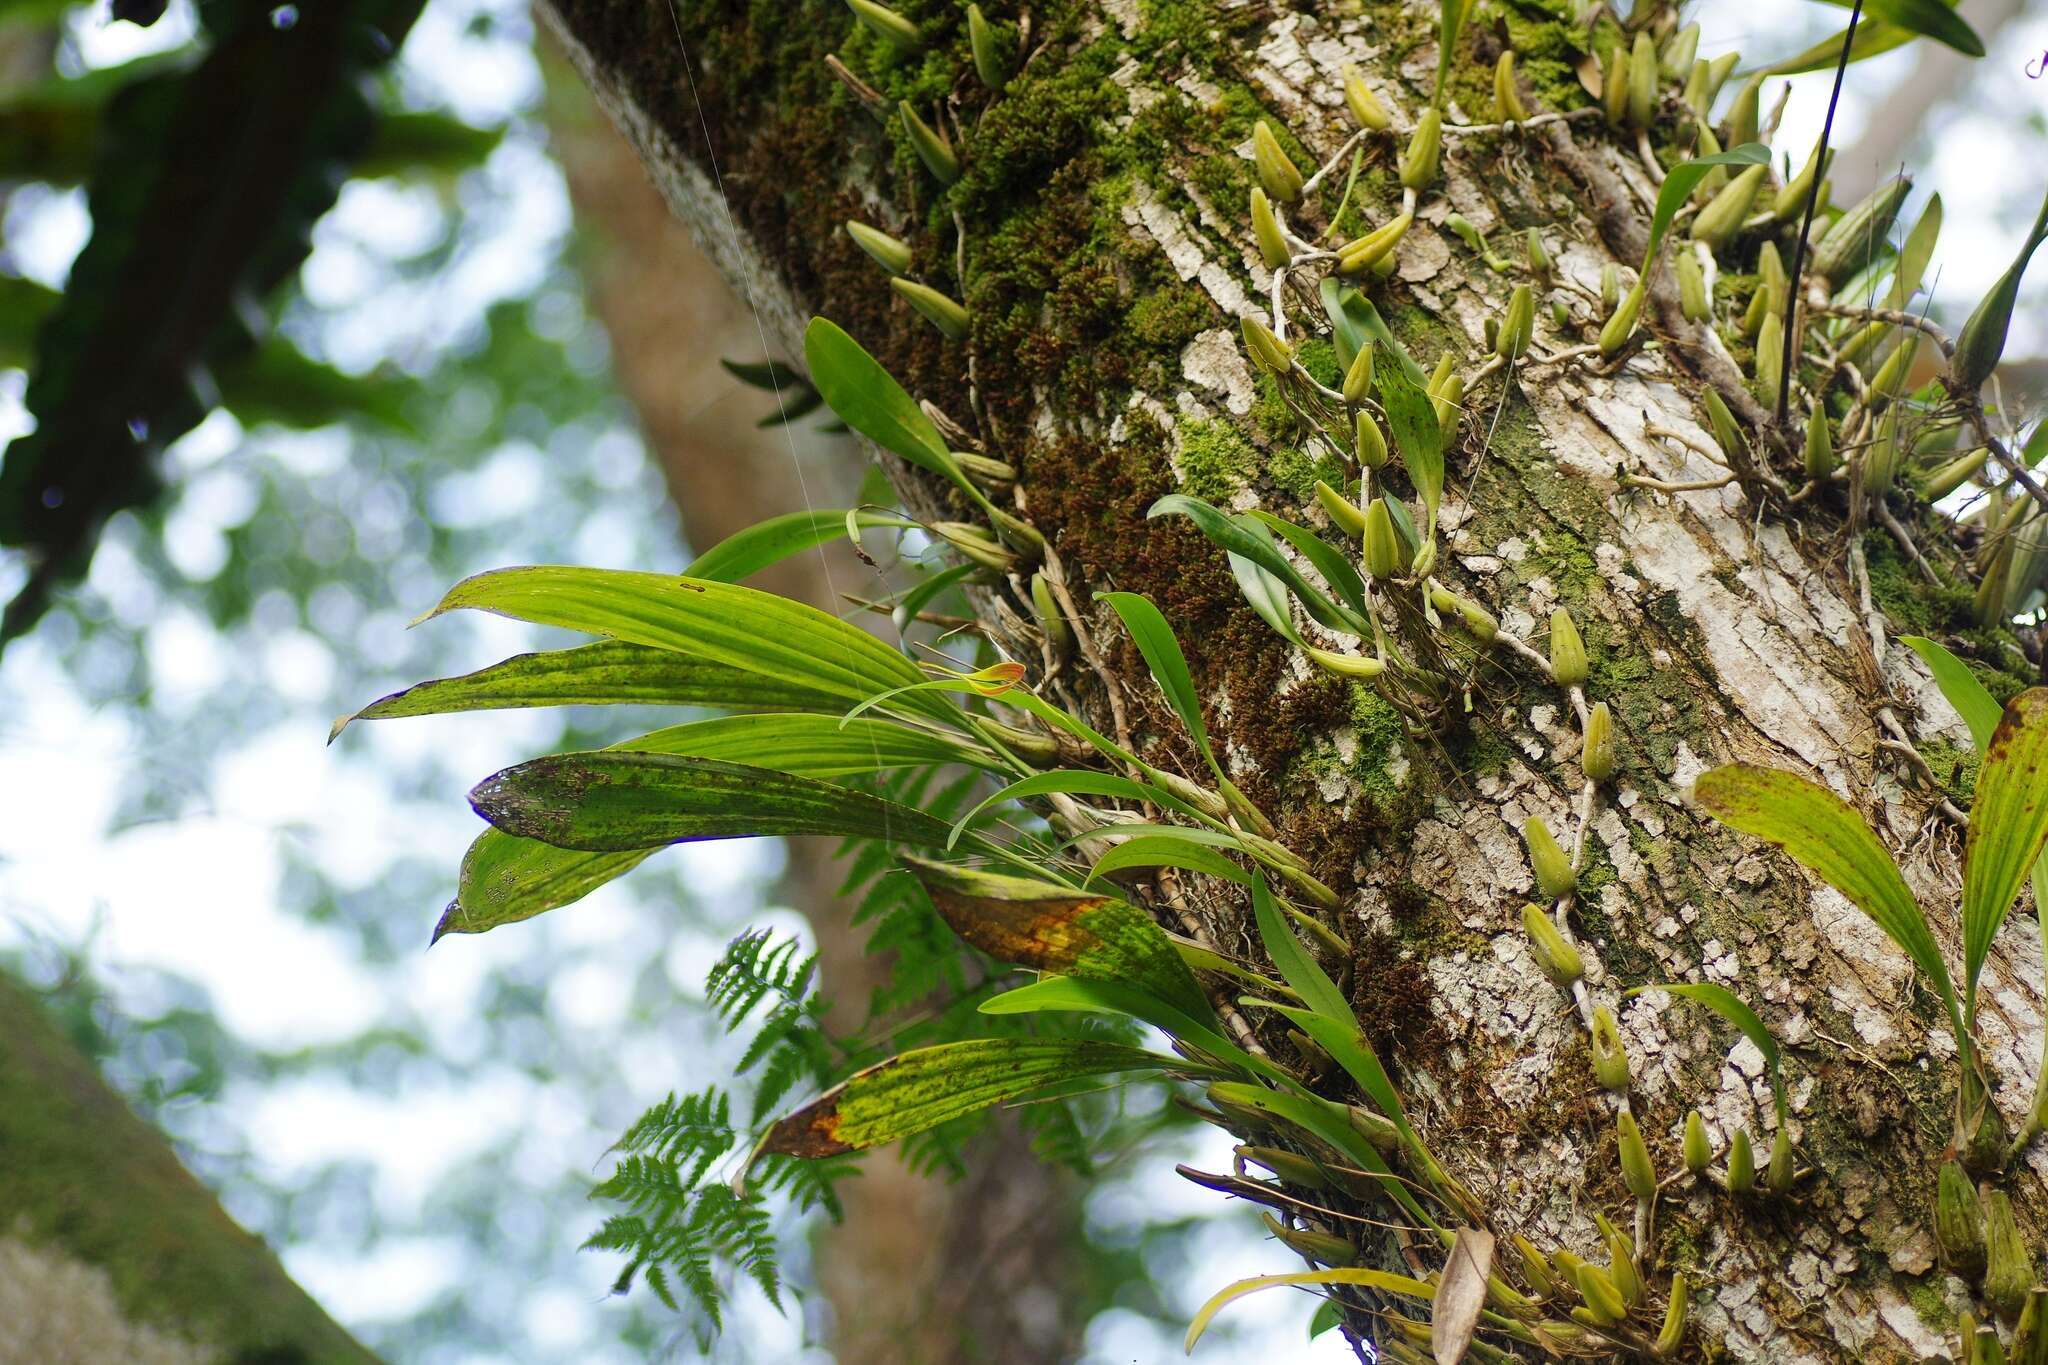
top-left (2, 1), bottom-right (2045, 1361)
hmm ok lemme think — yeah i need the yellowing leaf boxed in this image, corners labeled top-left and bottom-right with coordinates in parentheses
top-left (1184, 1267), bottom-right (1433, 1353)
top-left (906, 859), bottom-right (1215, 1023)
top-left (1695, 763), bottom-right (1957, 1036)
top-left (1962, 689), bottom-right (2048, 1013)
top-left (758, 1038), bottom-right (1170, 1157)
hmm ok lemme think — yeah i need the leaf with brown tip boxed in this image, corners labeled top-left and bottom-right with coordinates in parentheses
top-left (906, 859), bottom-right (1214, 1023)
top-left (757, 1038), bottom-right (1169, 1157)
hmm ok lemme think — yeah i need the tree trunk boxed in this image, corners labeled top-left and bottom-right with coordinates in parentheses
top-left (0, 971), bottom-right (380, 1365)
top-left (536, 42), bottom-right (1089, 1363)
top-left (533, 2), bottom-right (2048, 1358)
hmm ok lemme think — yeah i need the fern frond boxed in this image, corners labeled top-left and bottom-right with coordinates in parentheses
top-left (754, 1151), bottom-right (858, 1220)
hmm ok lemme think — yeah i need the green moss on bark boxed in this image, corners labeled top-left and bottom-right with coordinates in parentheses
top-left (1176, 418), bottom-right (1260, 500)
top-left (0, 974), bottom-right (376, 1365)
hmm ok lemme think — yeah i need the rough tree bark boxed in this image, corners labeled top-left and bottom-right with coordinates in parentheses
top-left (0, 972), bottom-right (379, 1365)
top-left (534, 1), bottom-right (2048, 1359)
top-left (537, 42), bottom-right (1090, 1364)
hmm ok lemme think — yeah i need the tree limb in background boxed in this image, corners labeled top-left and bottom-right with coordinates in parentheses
top-left (0, 0), bottom-right (426, 645)
top-left (0, 970), bottom-right (380, 1365)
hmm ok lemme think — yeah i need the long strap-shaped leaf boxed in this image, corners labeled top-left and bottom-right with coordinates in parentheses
top-left (684, 507), bottom-right (914, 585)
top-left (1184, 1268), bottom-right (1434, 1354)
top-left (1100, 590), bottom-right (1222, 780)
top-left (1961, 688), bottom-right (2048, 1012)
top-left (1228, 551), bottom-right (1307, 648)
top-left (624, 713), bottom-right (987, 778)
top-left (470, 753), bottom-right (954, 853)
top-left (1645, 144), bottom-right (1770, 272)
top-left (906, 858), bottom-right (1216, 1024)
top-left (1635, 981), bottom-right (1785, 1121)
top-left (1320, 277), bottom-right (1426, 384)
top-left (437, 717), bottom-right (964, 939)
top-left (1245, 511), bottom-right (1369, 622)
top-left (1202, 1080), bottom-right (1435, 1228)
top-left (801, 317), bottom-right (960, 485)
top-left (756, 1038), bottom-right (1171, 1158)
top-left (424, 567), bottom-right (941, 721)
top-left (1267, 1002), bottom-right (1428, 1171)
top-left (979, 975), bottom-right (1293, 1089)
top-left (947, 769), bottom-right (1213, 849)
top-left (1769, 19), bottom-right (1916, 73)
top-left (1694, 763), bottom-right (1959, 1039)
top-left (1087, 835), bottom-right (1253, 887)
top-left (1149, 494), bottom-right (1364, 636)
top-left (1796, 0), bottom-right (1982, 62)
top-left (1901, 635), bottom-right (2002, 750)
top-left (1251, 876), bottom-right (1350, 1025)
top-left (331, 640), bottom-right (846, 740)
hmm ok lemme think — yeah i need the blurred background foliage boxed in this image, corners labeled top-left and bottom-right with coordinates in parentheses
top-left (3, 0), bottom-right (2048, 1360)
top-left (0, 0), bottom-right (1243, 1360)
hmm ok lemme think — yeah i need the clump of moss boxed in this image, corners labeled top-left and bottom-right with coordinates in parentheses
top-left (1386, 303), bottom-right (1466, 369)
top-left (1270, 444), bottom-right (1345, 504)
top-left (1347, 931), bottom-right (1448, 1067)
top-left (1499, 0), bottom-right (1596, 111)
top-left (1130, 0), bottom-right (1261, 69)
top-left (1249, 368), bottom-right (1292, 441)
top-left (1127, 282), bottom-right (1212, 352)
top-left (1521, 526), bottom-right (1599, 598)
top-left (1587, 622), bottom-right (1649, 696)
top-left (1177, 418), bottom-right (1260, 500)
top-left (956, 41), bottom-right (1121, 210)
top-left (1863, 531), bottom-right (1973, 636)
top-left (1921, 737), bottom-right (1981, 805)
top-left (1907, 1275), bottom-right (1951, 1331)
top-left (1345, 684), bottom-right (1412, 817)
top-left (1294, 337), bottom-right (1339, 388)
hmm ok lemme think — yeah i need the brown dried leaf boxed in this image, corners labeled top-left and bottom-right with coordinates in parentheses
top-left (1432, 1227), bottom-right (1495, 1365)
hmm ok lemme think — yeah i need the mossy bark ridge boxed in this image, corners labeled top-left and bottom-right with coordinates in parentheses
top-left (0, 973), bottom-right (380, 1365)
